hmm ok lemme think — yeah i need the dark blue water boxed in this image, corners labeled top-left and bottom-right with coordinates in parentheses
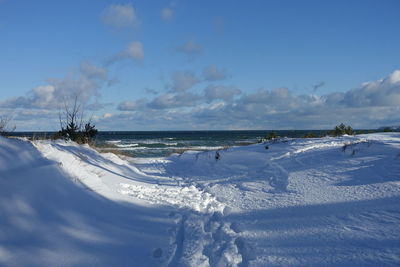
top-left (94, 130), bottom-right (329, 157)
top-left (10, 130), bottom-right (329, 157)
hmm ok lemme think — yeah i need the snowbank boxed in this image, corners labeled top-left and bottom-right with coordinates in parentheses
top-left (0, 137), bottom-right (176, 266)
top-left (1, 133), bottom-right (399, 266)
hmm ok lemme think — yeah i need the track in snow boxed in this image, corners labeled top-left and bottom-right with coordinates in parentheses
top-left (30, 133), bottom-right (400, 266)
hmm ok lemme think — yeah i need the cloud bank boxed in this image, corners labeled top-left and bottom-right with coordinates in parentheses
top-left (0, 62), bottom-right (107, 110)
top-left (203, 65), bottom-right (227, 81)
top-left (109, 69), bottom-right (400, 130)
top-left (170, 71), bottom-right (199, 92)
top-left (2, 69), bottom-right (400, 130)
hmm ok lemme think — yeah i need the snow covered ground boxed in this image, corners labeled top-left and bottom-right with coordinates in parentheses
top-left (1, 133), bottom-right (399, 266)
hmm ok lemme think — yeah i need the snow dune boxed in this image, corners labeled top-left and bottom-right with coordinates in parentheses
top-left (1, 133), bottom-right (400, 266)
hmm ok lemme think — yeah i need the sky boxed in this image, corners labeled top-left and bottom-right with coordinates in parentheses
top-left (0, 0), bottom-right (399, 131)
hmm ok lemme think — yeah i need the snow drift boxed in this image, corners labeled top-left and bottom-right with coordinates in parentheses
top-left (1, 133), bottom-right (399, 266)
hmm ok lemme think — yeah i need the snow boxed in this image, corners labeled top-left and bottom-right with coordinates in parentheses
top-left (1, 133), bottom-right (400, 266)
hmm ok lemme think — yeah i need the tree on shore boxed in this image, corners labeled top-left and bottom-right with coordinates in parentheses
top-left (331, 123), bottom-right (354, 136)
top-left (54, 95), bottom-right (98, 144)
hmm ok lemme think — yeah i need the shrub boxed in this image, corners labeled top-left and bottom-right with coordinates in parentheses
top-left (331, 123), bottom-right (354, 136)
top-left (55, 96), bottom-right (98, 144)
top-left (83, 122), bottom-right (98, 142)
top-left (266, 132), bottom-right (278, 140)
top-left (259, 132), bottom-right (279, 143)
top-left (303, 132), bottom-right (317, 138)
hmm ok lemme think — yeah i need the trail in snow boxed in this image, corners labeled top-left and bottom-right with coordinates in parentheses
top-left (33, 139), bottom-right (246, 266)
top-left (10, 132), bottom-right (400, 266)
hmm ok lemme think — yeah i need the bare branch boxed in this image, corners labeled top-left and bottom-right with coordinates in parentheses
top-left (56, 93), bottom-right (98, 144)
top-left (0, 115), bottom-right (16, 136)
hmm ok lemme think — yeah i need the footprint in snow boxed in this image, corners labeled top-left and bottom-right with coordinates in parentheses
top-left (153, 248), bottom-right (163, 258)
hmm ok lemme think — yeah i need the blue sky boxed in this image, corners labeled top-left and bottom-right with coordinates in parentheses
top-left (1, 0), bottom-right (399, 131)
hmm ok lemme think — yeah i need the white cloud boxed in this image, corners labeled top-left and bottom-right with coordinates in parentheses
top-left (103, 113), bottom-right (113, 119)
top-left (102, 3), bottom-right (139, 29)
top-left (107, 41), bottom-right (144, 64)
top-left (111, 69), bottom-right (400, 129)
top-left (204, 85), bottom-right (241, 103)
top-left (4, 68), bottom-right (400, 130)
top-left (125, 41), bottom-right (144, 61)
top-left (0, 62), bottom-right (107, 110)
top-left (340, 69), bottom-right (400, 107)
top-left (118, 100), bottom-right (137, 111)
top-left (148, 92), bottom-right (202, 109)
top-left (161, 7), bottom-right (174, 21)
top-left (171, 70), bottom-right (199, 92)
top-left (118, 99), bottom-right (147, 111)
top-left (176, 41), bottom-right (202, 60)
top-left (6, 109), bottom-right (59, 131)
top-left (202, 65), bottom-right (227, 81)
top-left (30, 85), bottom-right (56, 108)
top-left (117, 92), bottom-right (203, 111)
top-left (80, 61), bottom-right (107, 80)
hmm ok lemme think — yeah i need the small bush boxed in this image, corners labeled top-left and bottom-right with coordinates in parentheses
top-left (55, 96), bottom-right (98, 144)
top-left (266, 132), bottom-right (278, 140)
top-left (303, 132), bottom-right (318, 138)
top-left (259, 132), bottom-right (279, 143)
top-left (55, 122), bottom-right (98, 144)
top-left (330, 123), bottom-right (354, 136)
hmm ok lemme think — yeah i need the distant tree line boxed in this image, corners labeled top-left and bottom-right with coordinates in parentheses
top-left (260, 123), bottom-right (358, 142)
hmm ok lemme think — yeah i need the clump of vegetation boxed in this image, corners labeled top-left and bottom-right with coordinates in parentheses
top-left (266, 132), bottom-right (278, 140)
top-left (54, 96), bottom-right (98, 144)
top-left (330, 123), bottom-right (354, 136)
top-left (0, 115), bottom-right (16, 136)
top-left (259, 131), bottom-right (279, 143)
top-left (383, 127), bottom-right (393, 132)
top-left (302, 132), bottom-right (318, 138)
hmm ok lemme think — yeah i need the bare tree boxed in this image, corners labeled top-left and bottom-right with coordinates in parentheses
top-left (58, 95), bottom-right (83, 141)
top-left (0, 115), bottom-right (16, 136)
top-left (56, 95), bottom-right (98, 144)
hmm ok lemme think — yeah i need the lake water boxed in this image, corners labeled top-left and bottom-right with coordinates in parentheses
top-left (93, 130), bottom-right (328, 157)
top-left (10, 130), bottom-right (330, 157)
